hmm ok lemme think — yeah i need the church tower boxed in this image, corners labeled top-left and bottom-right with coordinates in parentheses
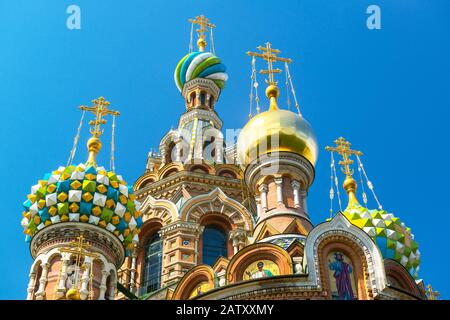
top-left (237, 43), bottom-right (318, 244)
top-left (159, 15), bottom-right (228, 167)
top-left (129, 15), bottom-right (252, 297)
top-left (20, 97), bottom-right (142, 300)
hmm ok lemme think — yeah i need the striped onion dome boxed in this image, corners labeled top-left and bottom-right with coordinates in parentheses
top-left (174, 51), bottom-right (228, 92)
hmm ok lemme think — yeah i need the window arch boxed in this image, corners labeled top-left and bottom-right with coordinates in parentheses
top-left (142, 233), bottom-right (163, 294)
top-left (202, 226), bottom-right (227, 266)
top-left (200, 91), bottom-right (206, 106)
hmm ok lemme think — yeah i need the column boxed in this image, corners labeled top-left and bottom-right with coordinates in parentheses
top-left (160, 146), bottom-right (167, 166)
top-left (26, 271), bottom-right (37, 300)
top-left (217, 270), bottom-right (226, 287)
top-left (129, 248), bottom-right (138, 295)
top-left (55, 257), bottom-right (70, 299)
top-left (300, 190), bottom-right (308, 214)
top-left (229, 230), bottom-right (246, 255)
top-left (274, 177), bottom-right (284, 206)
top-left (109, 278), bottom-right (117, 300)
top-left (206, 93), bottom-right (211, 108)
top-left (291, 180), bottom-right (301, 208)
top-left (35, 262), bottom-right (50, 300)
top-left (79, 259), bottom-right (92, 300)
top-left (146, 152), bottom-right (155, 172)
top-left (293, 256), bottom-right (304, 274)
top-left (258, 184), bottom-right (268, 211)
top-left (232, 237), bottom-right (239, 255)
top-left (175, 140), bottom-right (182, 162)
top-left (255, 196), bottom-right (262, 217)
top-left (195, 90), bottom-right (201, 108)
top-left (98, 270), bottom-right (109, 300)
top-left (215, 141), bottom-right (223, 164)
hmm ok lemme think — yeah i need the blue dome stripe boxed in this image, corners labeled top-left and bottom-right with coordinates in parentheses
top-left (198, 63), bottom-right (227, 78)
top-left (180, 52), bottom-right (202, 85)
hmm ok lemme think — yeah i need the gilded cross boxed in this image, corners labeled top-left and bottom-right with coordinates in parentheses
top-left (80, 96), bottom-right (120, 138)
top-left (427, 284), bottom-right (440, 300)
top-left (325, 137), bottom-right (363, 177)
top-left (59, 235), bottom-right (99, 288)
top-left (247, 42), bottom-right (292, 85)
top-left (188, 15), bottom-right (215, 43)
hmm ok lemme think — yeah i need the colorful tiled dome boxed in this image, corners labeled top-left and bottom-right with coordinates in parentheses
top-left (21, 163), bottom-right (143, 251)
top-left (174, 51), bottom-right (228, 91)
top-left (343, 203), bottom-right (420, 277)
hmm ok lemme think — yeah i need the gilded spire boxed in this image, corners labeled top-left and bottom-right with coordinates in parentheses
top-left (426, 284), bottom-right (440, 300)
top-left (325, 137), bottom-right (363, 208)
top-left (80, 97), bottom-right (120, 166)
top-left (246, 42), bottom-right (292, 111)
top-left (188, 15), bottom-right (215, 52)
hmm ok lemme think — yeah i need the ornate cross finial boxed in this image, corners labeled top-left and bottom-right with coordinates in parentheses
top-left (80, 96), bottom-right (120, 166)
top-left (188, 14), bottom-right (215, 51)
top-left (246, 42), bottom-right (292, 85)
top-left (427, 284), bottom-right (440, 300)
top-left (325, 137), bottom-right (363, 177)
top-left (326, 137), bottom-right (363, 208)
top-left (58, 234), bottom-right (100, 300)
top-left (80, 96), bottom-right (120, 138)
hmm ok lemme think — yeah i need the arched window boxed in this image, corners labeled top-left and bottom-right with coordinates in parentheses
top-left (200, 92), bottom-right (206, 105)
top-left (142, 233), bottom-right (163, 294)
top-left (202, 226), bottom-right (227, 266)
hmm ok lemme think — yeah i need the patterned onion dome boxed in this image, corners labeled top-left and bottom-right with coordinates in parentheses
top-left (21, 163), bottom-right (143, 251)
top-left (343, 203), bottom-right (420, 277)
top-left (174, 51), bottom-right (228, 92)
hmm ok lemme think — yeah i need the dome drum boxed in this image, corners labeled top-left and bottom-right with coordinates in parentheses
top-left (30, 222), bottom-right (126, 267)
top-left (244, 152), bottom-right (315, 195)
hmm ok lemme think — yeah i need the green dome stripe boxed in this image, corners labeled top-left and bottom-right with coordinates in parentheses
top-left (191, 56), bottom-right (221, 79)
top-left (174, 53), bottom-right (191, 91)
top-left (213, 79), bottom-right (225, 89)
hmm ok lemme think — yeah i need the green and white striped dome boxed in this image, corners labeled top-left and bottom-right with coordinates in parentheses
top-left (174, 51), bottom-right (228, 91)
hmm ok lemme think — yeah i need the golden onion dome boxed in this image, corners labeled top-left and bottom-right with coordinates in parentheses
top-left (66, 287), bottom-right (81, 300)
top-left (237, 107), bottom-right (318, 166)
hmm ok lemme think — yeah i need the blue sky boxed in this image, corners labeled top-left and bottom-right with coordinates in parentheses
top-left (0, 0), bottom-right (449, 299)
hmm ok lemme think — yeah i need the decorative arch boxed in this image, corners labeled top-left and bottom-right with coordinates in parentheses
top-left (140, 194), bottom-right (179, 224)
top-left (185, 162), bottom-right (215, 175)
top-left (384, 259), bottom-right (424, 298)
top-left (180, 188), bottom-right (253, 232)
top-left (160, 130), bottom-right (180, 164)
top-left (172, 265), bottom-right (216, 300)
top-left (226, 242), bottom-right (293, 284)
top-left (134, 173), bottom-right (159, 191)
top-left (286, 240), bottom-right (304, 258)
top-left (212, 256), bottom-right (230, 275)
top-left (215, 164), bottom-right (241, 179)
top-left (158, 162), bottom-right (184, 180)
top-left (304, 212), bottom-right (387, 300)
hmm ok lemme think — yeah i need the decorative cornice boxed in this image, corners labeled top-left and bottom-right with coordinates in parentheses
top-left (30, 222), bottom-right (125, 268)
top-left (160, 221), bottom-right (204, 238)
top-left (178, 108), bottom-right (223, 129)
top-left (182, 78), bottom-right (220, 99)
top-left (245, 152), bottom-right (315, 193)
top-left (135, 170), bottom-right (243, 199)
